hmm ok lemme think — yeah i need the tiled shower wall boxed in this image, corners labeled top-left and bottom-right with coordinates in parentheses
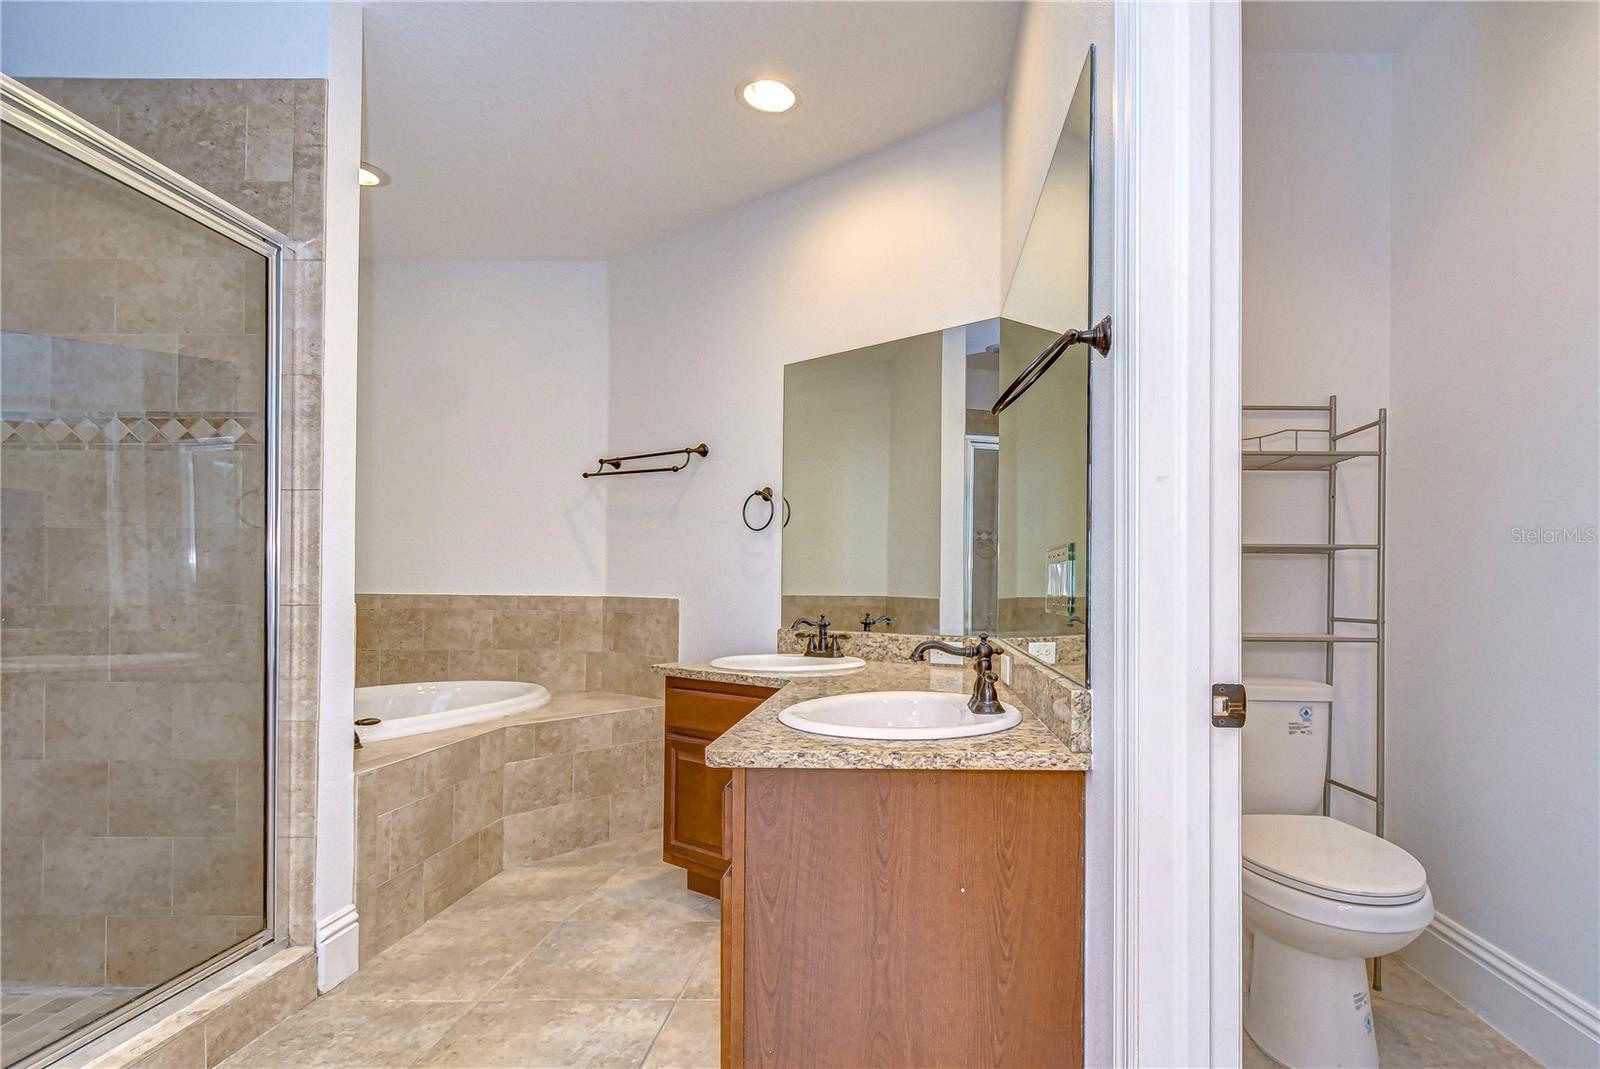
top-left (355, 594), bottom-right (678, 699)
top-left (1, 79), bottom-right (326, 996)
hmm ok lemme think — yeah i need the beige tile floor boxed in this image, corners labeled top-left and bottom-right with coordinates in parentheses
top-left (221, 832), bottom-right (718, 1069)
top-left (227, 833), bottom-right (1535, 1069)
top-left (1245, 957), bottom-right (1540, 1068)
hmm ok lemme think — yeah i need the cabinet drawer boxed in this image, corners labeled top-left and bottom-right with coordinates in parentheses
top-left (665, 677), bottom-right (777, 739)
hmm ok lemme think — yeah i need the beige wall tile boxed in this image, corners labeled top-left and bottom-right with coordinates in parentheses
top-left (502, 753), bottom-right (575, 815)
top-left (423, 609), bottom-right (495, 651)
top-left (610, 704), bottom-right (664, 744)
top-left (532, 713), bottom-right (612, 756)
top-left (368, 756), bottom-right (426, 815)
top-left (43, 836), bottom-right (171, 915)
top-left (421, 835), bottom-right (479, 917)
top-left (379, 650), bottom-right (449, 685)
top-left (388, 791), bottom-right (454, 874)
top-left (573, 743), bottom-right (647, 800)
top-left (369, 863), bottom-right (425, 958)
top-left (1, 759), bottom-right (108, 836)
top-left (419, 738), bottom-right (480, 795)
top-left (109, 760), bottom-right (237, 836)
top-left (1, 257), bottom-right (117, 335)
top-left (490, 609), bottom-right (560, 650)
top-left (2, 836), bottom-right (43, 916)
top-left (174, 682), bottom-right (262, 759)
top-left (107, 915), bottom-right (242, 986)
top-left (174, 837), bottom-right (265, 917)
top-left (0, 915), bottom-right (105, 984)
top-left (446, 648), bottom-right (517, 679)
top-left (609, 787), bottom-right (663, 836)
top-left (558, 608), bottom-right (604, 651)
top-left (516, 650), bottom-right (587, 692)
top-left (244, 105), bottom-right (294, 183)
top-left (44, 680), bottom-right (171, 759)
top-left (502, 795), bottom-right (608, 865)
top-left (450, 769), bottom-right (502, 841)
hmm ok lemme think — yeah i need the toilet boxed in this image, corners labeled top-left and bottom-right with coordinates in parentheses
top-left (1242, 678), bottom-right (1433, 1069)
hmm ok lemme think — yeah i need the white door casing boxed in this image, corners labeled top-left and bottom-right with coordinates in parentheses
top-left (1110, 1), bottom-right (1243, 1065)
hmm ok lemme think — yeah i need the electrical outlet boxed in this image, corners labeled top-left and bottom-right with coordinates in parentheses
top-left (1027, 640), bottom-right (1057, 665)
top-left (998, 652), bottom-right (1013, 685)
top-left (925, 649), bottom-right (964, 666)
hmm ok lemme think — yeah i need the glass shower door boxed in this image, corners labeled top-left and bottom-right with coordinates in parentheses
top-left (1, 111), bottom-right (274, 1068)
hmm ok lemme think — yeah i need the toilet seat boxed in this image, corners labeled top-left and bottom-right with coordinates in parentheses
top-left (1244, 814), bottom-right (1426, 906)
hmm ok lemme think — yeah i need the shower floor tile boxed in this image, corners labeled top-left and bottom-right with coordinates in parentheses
top-left (221, 831), bottom-right (720, 1068)
top-left (0, 985), bottom-right (144, 1067)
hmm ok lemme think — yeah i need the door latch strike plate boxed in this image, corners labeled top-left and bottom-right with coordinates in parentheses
top-left (1212, 682), bottom-right (1246, 728)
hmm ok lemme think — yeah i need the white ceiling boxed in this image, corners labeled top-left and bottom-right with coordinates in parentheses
top-left (361, 1), bottom-right (1021, 261)
top-left (1244, 1), bottom-right (1436, 54)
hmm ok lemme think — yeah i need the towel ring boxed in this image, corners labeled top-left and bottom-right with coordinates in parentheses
top-left (782, 496), bottom-right (791, 529)
top-left (743, 487), bottom-right (777, 531)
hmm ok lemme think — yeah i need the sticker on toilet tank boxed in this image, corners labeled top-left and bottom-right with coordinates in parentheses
top-left (1289, 706), bottom-right (1314, 735)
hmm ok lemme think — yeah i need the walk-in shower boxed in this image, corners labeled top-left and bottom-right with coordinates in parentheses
top-left (0, 79), bottom-right (282, 1068)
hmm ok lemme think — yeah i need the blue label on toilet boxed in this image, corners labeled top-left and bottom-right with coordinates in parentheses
top-left (1289, 706), bottom-right (1314, 735)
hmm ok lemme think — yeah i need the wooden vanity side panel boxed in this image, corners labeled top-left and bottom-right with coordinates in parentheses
top-left (741, 768), bottom-right (1084, 1068)
top-left (722, 772), bottom-right (746, 1069)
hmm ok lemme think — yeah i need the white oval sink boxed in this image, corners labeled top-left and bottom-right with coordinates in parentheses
top-left (709, 653), bottom-right (866, 675)
top-left (778, 690), bottom-right (1021, 740)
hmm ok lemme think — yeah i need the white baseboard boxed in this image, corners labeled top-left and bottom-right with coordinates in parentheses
top-left (1402, 912), bottom-right (1599, 1068)
top-left (314, 905), bottom-right (360, 992)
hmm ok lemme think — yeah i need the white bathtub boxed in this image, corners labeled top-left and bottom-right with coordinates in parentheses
top-left (354, 680), bottom-right (551, 742)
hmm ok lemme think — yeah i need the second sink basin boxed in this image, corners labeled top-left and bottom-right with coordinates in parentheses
top-left (778, 690), bottom-right (1021, 740)
top-left (709, 653), bottom-right (866, 675)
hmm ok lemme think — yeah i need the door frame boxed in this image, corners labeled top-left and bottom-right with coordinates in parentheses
top-left (1109, 2), bottom-right (1243, 1065)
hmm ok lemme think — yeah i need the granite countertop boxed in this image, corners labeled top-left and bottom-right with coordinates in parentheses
top-left (655, 659), bottom-right (1089, 772)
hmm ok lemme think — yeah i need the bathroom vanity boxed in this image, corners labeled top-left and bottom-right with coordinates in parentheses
top-left (663, 659), bottom-right (1089, 1068)
top-left (661, 675), bottom-right (779, 895)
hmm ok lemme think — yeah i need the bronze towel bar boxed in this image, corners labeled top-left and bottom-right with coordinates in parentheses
top-left (582, 442), bottom-right (708, 478)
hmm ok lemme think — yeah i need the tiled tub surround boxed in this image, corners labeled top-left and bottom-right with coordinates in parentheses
top-left (355, 594), bottom-right (678, 699)
top-left (354, 692), bottom-right (666, 964)
top-left (1, 77), bottom-right (328, 1066)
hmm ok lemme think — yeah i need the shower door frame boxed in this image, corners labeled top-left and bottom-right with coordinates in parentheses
top-left (1, 74), bottom-right (287, 1068)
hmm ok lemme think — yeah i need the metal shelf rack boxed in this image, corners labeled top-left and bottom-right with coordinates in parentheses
top-left (1243, 396), bottom-right (1389, 983)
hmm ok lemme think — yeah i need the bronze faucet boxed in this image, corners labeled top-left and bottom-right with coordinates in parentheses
top-left (791, 615), bottom-right (842, 658)
top-left (860, 613), bottom-right (894, 632)
top-left (910, 633), bottom-right (1003, 716)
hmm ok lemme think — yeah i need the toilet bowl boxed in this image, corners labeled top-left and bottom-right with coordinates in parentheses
top-left (1242, 814), bottom-right (1433, 1068)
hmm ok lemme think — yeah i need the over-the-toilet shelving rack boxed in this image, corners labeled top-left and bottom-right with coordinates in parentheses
top-left (1242, 396), bottom-right (1388, 843)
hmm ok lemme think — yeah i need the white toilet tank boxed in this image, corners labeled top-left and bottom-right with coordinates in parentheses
top-left (1242, 677), bottom-right (1333, 815)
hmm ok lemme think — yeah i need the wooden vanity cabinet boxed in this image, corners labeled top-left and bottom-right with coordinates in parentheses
top-left (662, 676), bottom-right (778, 897)
top-left (720, 767), bottom-right (1085, 1068)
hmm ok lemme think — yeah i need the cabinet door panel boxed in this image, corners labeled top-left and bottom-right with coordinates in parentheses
top-left (665, 732), bottom-right (733, 874)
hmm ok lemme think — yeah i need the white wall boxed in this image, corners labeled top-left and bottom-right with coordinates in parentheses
top-left (0, 1), bottom-right (331, 78)
top-left (314, 1), bottom-right (361, 991)
top-left (606, 105), bottom-right (1001, 661)
top-left (1386, 4), bottom-right (1599, 1063)
top-left (1241, 52), bottom-right (1392, 827)
top-left (356, 260), bottom-right (609, 595)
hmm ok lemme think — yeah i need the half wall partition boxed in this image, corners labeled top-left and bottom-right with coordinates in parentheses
top-left (0, 77), bottom-right (284, 1068)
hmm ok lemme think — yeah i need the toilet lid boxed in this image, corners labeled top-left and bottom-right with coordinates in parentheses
top-left (1243, 815), bottom-right (1427, 905)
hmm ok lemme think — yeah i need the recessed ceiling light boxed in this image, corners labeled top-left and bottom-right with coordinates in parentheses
top-left (358, 163), bottom-right (390, 188)
top-left (739, 78), bottom-right (798, 114)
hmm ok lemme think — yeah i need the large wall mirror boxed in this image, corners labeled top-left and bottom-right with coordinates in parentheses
top-left (781, 50), bottom-right (1095, 683)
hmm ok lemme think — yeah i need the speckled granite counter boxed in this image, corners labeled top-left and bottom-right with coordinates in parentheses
top-left (655, 659), bottom-right (1089, 771)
